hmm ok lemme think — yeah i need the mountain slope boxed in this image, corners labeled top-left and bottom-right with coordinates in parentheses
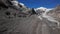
top-left (0, 0), bottom-right (60, 34)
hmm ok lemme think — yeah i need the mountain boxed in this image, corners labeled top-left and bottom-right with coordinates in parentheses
top-left (0, 0), bottom-right (60, 34)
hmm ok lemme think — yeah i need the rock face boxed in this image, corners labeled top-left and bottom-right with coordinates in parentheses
top-left (0, 0), bottom-right (60, 34)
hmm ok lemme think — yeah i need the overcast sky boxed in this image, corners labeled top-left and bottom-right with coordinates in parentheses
top-left (18, 0), bottom-right (60, 8)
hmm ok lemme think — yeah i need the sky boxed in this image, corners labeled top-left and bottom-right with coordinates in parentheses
top-left (17, 0), bottom-right (60, 8)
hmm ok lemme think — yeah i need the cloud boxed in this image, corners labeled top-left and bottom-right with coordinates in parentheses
top-left (19, 3), bottom-right (24, 6)
top-left (35, 7), bottom-right (47, 11)
top-left (35, 7), bottom-right (53, 12)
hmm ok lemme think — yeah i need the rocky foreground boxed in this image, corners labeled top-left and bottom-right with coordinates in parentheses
top-left (0, 0), bottom-right (60, 34)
